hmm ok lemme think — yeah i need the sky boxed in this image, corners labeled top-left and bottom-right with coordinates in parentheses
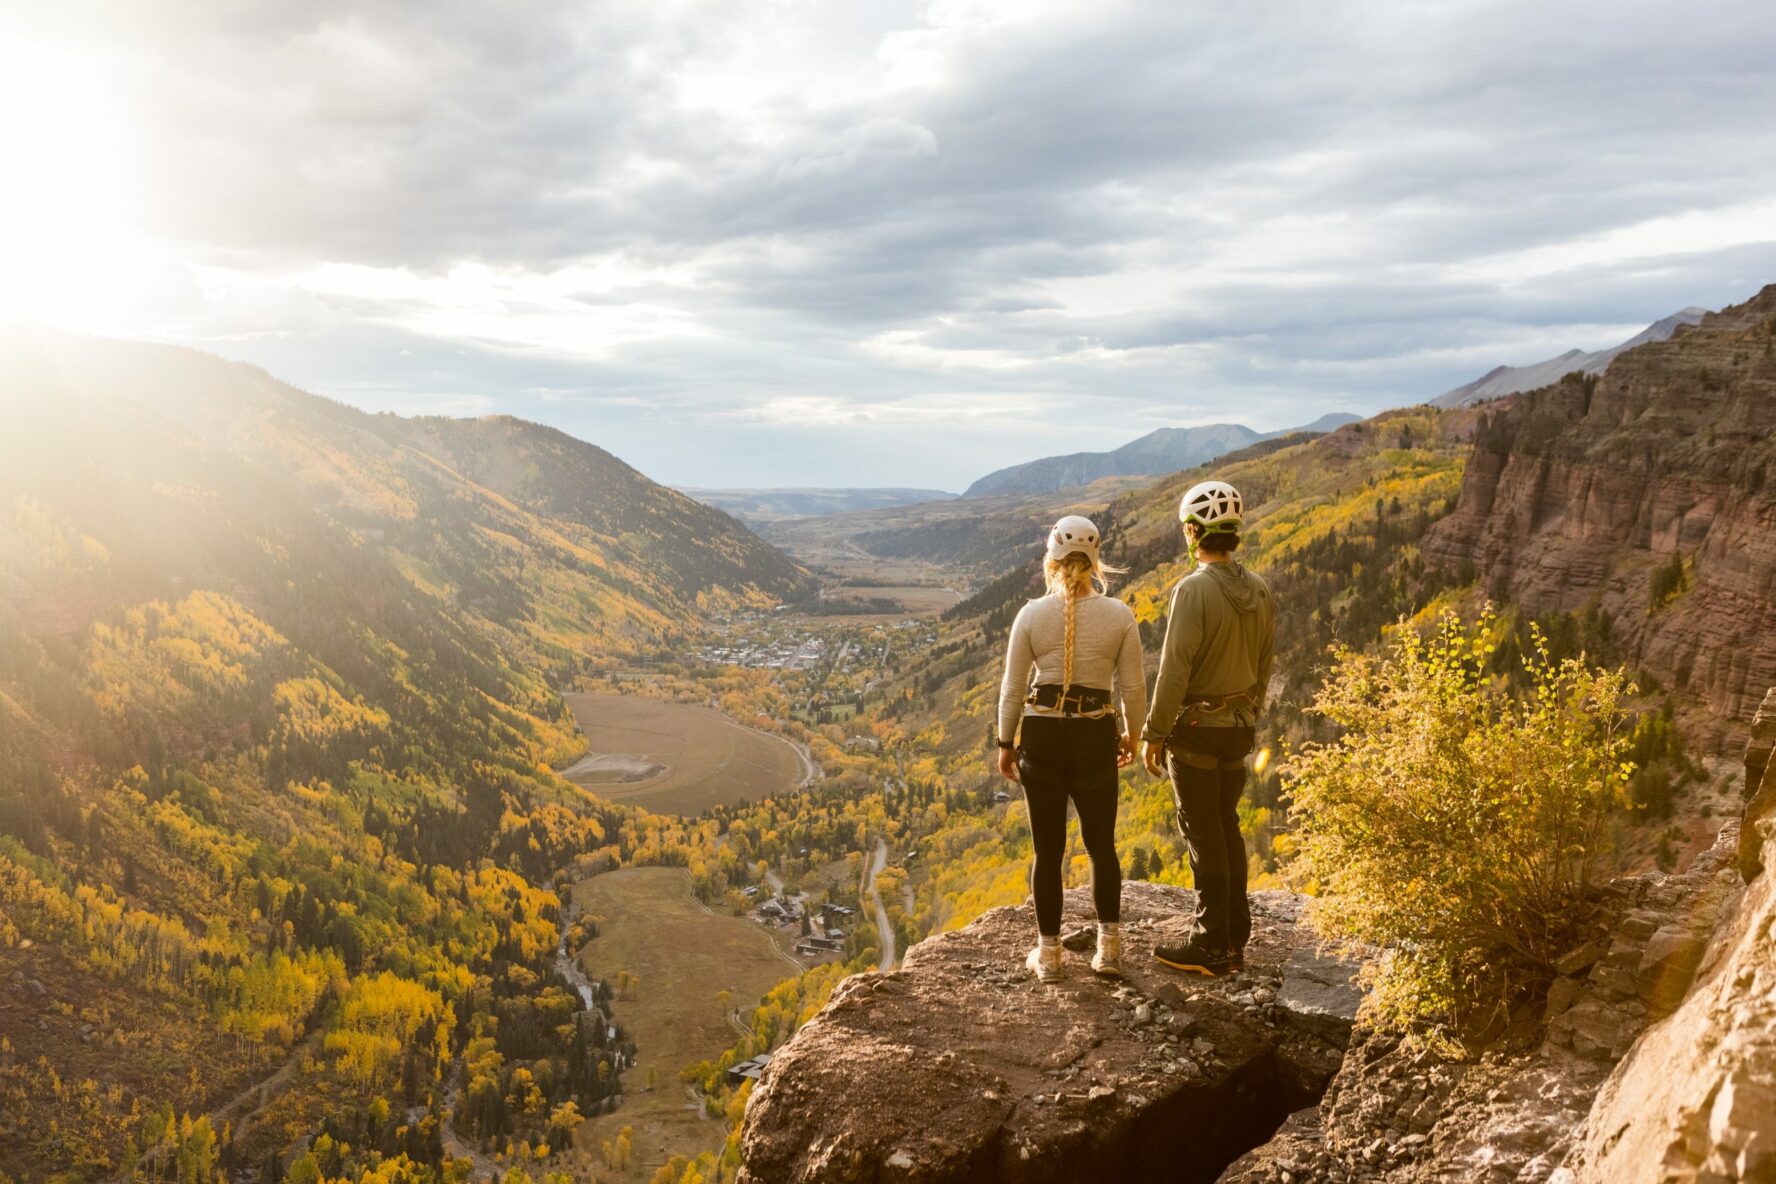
top-left (3, 1), bottom-right (1776, 491)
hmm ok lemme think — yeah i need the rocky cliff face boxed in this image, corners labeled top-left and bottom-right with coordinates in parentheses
top-left (1561, 690), bottom-right (1776, 1184)
top-left (1421, 286), bottom-right (1776, 745)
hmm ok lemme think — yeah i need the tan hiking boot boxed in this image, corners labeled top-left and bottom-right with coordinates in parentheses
top-left (1092, 928), bottom-right (1123, 977)
top-left (1026, 941), bottom-right (1063, 983)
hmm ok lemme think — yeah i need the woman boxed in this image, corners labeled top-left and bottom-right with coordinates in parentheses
top-left (996, 515), bottom-right (1145, 981)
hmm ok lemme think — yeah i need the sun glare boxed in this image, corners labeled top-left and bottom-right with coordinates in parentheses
top-left (0, 38), bottom-right (151, 331)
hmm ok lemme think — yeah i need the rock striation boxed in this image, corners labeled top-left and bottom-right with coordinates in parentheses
top-left (734, 882), bottom-right (1360, 1184)
top-left (1740, 688), bottom-right (1776, 880)
top-left (1421, 285), bottom-right (1776, 744)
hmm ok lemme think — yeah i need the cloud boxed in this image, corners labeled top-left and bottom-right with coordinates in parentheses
top-left (6, 0), bottom-right (1776, 487)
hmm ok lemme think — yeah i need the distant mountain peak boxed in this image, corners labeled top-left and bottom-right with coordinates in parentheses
top-left (961, 413), bottom-right (1359, 498)
top-left (1431, 307), bottom-right (1709, 409)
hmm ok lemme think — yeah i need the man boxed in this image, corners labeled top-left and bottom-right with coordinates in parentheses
top-left (1140, 479), bottom-right (1274, 976)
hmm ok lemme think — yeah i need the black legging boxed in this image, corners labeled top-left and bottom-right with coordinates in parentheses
top-left (1016, 712), bottom-right (1122, 936)
top-left (1166, 725), bottom-right (1254, 952)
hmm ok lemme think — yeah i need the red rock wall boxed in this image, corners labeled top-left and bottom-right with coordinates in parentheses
top-left (1423, 285), bottom-right (1776, 745)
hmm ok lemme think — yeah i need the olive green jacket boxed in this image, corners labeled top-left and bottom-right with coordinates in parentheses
top-left (1140, 561), bottom-right (1275, 742)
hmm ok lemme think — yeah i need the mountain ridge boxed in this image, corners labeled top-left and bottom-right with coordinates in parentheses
top-left (1430, 306), bottom-right (1708, 408)
top-left (962, 413), bottom-right (1361, 498)
top-left (3, 329), bottom-right (812, 629)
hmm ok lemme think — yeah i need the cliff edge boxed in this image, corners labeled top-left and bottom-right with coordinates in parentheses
top-left (1226, 691), bottom-right (1776, 1184)
top-left (734, 882), bottom-right (1361, 1184)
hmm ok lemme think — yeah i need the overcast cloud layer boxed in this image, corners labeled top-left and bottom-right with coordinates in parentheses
top-left (6, 0), bottom-right (1776, 489)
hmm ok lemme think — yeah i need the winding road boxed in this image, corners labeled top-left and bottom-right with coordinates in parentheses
top-left (781, 732), bottom-right (819, 789)
top-left (866, 838), bottom-right (895, 971)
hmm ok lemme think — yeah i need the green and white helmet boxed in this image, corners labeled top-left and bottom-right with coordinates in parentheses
top-left (1179, 480), bottom-right (1243, 535)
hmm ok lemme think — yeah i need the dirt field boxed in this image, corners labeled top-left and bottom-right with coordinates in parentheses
top-left (571, 867), bottom-right (804, 1180)
top-left (561, 694), bottom-right (808, 814)
top-left (820, 583), bottom-right (963, 616)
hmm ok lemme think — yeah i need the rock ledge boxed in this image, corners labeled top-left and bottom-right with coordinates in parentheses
top-left (736, 882), bottom-right (1358, 1184)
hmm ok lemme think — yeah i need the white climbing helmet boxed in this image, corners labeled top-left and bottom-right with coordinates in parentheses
top-left (1046, 515), bottom-right (1101, 563)
top-left (1179, 480), bottom-right (1243, 532)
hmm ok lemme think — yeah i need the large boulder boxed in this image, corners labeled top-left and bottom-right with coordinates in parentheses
top-left (735, 883), bottom-right (1357, 1184)
top-left (1277, 948), bottom-right (1364, 1044)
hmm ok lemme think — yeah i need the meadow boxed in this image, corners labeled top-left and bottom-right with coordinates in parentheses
top-left (570, 868), bottom-right (802, 1180)
top-left (561, 694), bottom-right (809, 815)
top-left (813, 583), bottom-right (963, 618)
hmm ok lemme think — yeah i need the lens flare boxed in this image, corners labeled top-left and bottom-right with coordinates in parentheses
top-left (1253, 747), bottom-right (1272, 776)
top-left (0, 38), bottom-right (150, 329)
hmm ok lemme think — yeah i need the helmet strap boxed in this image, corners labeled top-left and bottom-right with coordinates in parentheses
top-left (1186, 518), bottom-right (1238, 565)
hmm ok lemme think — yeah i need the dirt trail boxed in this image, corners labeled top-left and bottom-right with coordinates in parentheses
top-left (115, 1028), bottom-right (321, 1184)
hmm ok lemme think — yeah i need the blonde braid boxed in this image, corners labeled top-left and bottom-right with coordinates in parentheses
top-left (1062, 587), bottom-right (1077, 694)
top-left (1042, 533), bottom-right (1126, 700)
top-left (1044, 553), bottom-right (1092, 694)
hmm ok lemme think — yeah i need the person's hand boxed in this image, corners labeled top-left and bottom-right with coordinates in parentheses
top-left (1116, 732), bottom-right (1136, 769)
top-left (997, 746), bottom-right (1021, 784)
top-left (1143, 739), bottom-right (1167, 778)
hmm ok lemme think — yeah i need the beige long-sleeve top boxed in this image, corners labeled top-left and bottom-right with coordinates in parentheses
top-left (997, 593), bottom-right (1147, 743)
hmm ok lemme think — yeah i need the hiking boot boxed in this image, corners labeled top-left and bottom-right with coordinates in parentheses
top-left (1091, 929), bottom-right (1123, 978)
top-left (1026, 941), bottom-right (1063, 983)
top-left (1153, 940), bottom-right (1233, 977)
top-left (1228, 947), bottom-right (1246, 974)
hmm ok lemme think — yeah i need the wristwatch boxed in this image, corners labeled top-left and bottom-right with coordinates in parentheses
top-left (996, 738), bottom-right (1016, 751)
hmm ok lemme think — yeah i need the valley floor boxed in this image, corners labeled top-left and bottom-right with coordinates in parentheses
top-left (568, 867), bottom-right (799, 1181)
top-left (560, 693), bottom-right (810, 814)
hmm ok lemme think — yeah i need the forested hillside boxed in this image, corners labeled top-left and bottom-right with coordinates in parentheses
top-left (0, 332), bottom-right (809, 1180)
